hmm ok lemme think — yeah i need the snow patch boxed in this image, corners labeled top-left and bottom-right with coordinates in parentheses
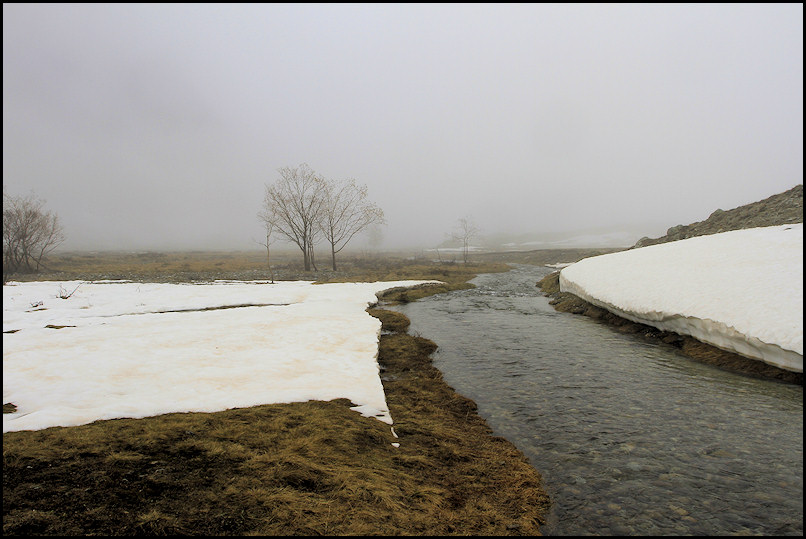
top-left (559, 224), bottom-right (803, 372)
top-left (3, 279), bottom-right (439, 432)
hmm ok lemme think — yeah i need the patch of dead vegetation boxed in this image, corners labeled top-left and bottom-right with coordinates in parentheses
top-left (10, 250), bottom-right (512, 286)
top-left (367, 307), bottom-right (411, 333)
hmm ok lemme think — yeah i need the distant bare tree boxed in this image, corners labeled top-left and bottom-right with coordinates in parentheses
top-left (452, 216), bottom-right (479, 264)
top-left (255, 211), bottom-right (277, 283)
top-left (3, 190), bottom-right (65, 282)
top-left (260, 164), bottom-right (327, 271)
top-left (318, 179), bottom-right (385, 271)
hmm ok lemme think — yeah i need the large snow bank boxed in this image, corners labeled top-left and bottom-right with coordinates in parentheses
top-left (3, 279), bottom-right (437, 432)
top-left (559, 224), bottom-right (803, 373)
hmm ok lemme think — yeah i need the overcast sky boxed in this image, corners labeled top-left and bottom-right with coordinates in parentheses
top-left (3, 3), bottom-right (803, 251)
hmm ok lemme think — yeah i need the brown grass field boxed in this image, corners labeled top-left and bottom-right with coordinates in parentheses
top-left (4, 249), bottom-right (589, 536)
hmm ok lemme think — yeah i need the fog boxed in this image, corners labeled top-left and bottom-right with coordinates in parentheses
top-left (3, 4), bottom-right (803, 252)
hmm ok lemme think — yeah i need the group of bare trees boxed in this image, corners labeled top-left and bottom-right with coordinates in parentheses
top-left (259, 164), bottom-right (385, 271)
top-left (3, 190), bottom-right (65, 283)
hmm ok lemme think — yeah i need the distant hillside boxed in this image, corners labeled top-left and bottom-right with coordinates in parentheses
top-left (634, 184), bottom-right (803, 248)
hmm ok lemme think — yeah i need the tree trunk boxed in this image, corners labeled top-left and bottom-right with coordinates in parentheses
top-left (303, 248), bottom-right (311, 271)
top-left (309, 243), bottom-right (318, 271)
top-left (266, 245), bottom-right (274, 284)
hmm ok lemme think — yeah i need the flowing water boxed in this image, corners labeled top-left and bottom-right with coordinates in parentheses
top-left (391, 264), bottom-right (803, 536)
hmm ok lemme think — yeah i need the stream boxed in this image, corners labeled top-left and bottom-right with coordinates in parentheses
top-left (391, 264), bottom-right (803, 535)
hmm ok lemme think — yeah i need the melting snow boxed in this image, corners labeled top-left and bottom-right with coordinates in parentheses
top-left (3, 279), bottom-right (438, 432)
top-left (559, 224), bottom-right (803, 373)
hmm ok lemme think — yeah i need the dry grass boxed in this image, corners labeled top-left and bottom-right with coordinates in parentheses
top-left (11, 249), bottom-right (512, 286)
top-left (3, 252), bottom-right (550, 535)
top-left (22, 250), bottom-right (274, 282)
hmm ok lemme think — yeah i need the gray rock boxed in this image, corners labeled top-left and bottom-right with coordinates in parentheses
top-left (631, 184), bottom-right (803, 249)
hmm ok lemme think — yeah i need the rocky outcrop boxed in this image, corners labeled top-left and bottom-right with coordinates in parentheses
top-left (634, 184), bottom-right (803, 248)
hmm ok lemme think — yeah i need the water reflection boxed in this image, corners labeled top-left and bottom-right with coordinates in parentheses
top-left (393, 264), bottom-right (803, 536)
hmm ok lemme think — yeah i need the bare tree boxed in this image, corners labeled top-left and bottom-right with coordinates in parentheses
top-left (3, 190), bottom-right (65, 282)
top-left (318, 179), bottom-right (385, 271)
top-left (255, 211), bottom-right (276, 283)
top-left (260, 164), bottom-right (327, 271)
top-left (452, 216), bottom-right (479, 264)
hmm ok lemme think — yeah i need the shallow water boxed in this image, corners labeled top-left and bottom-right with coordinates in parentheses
top-left (392, 264), bottom-right (803, 536)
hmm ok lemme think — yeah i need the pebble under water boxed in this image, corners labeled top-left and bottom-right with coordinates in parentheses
top-left (392, 264), bottom-right (803, 536)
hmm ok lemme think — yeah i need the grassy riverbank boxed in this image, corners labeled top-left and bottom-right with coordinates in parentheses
top-left (4, 251), bottom-right (552, 535)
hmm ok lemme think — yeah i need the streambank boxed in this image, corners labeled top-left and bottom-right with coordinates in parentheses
top-left (370, 307), bottom-right (551, 534)
top-left (537, 271), bottom-right (802, 385)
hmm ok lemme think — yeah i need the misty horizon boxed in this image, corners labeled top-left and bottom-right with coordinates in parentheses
top-left (3, 4), bottom-right (803, 252)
